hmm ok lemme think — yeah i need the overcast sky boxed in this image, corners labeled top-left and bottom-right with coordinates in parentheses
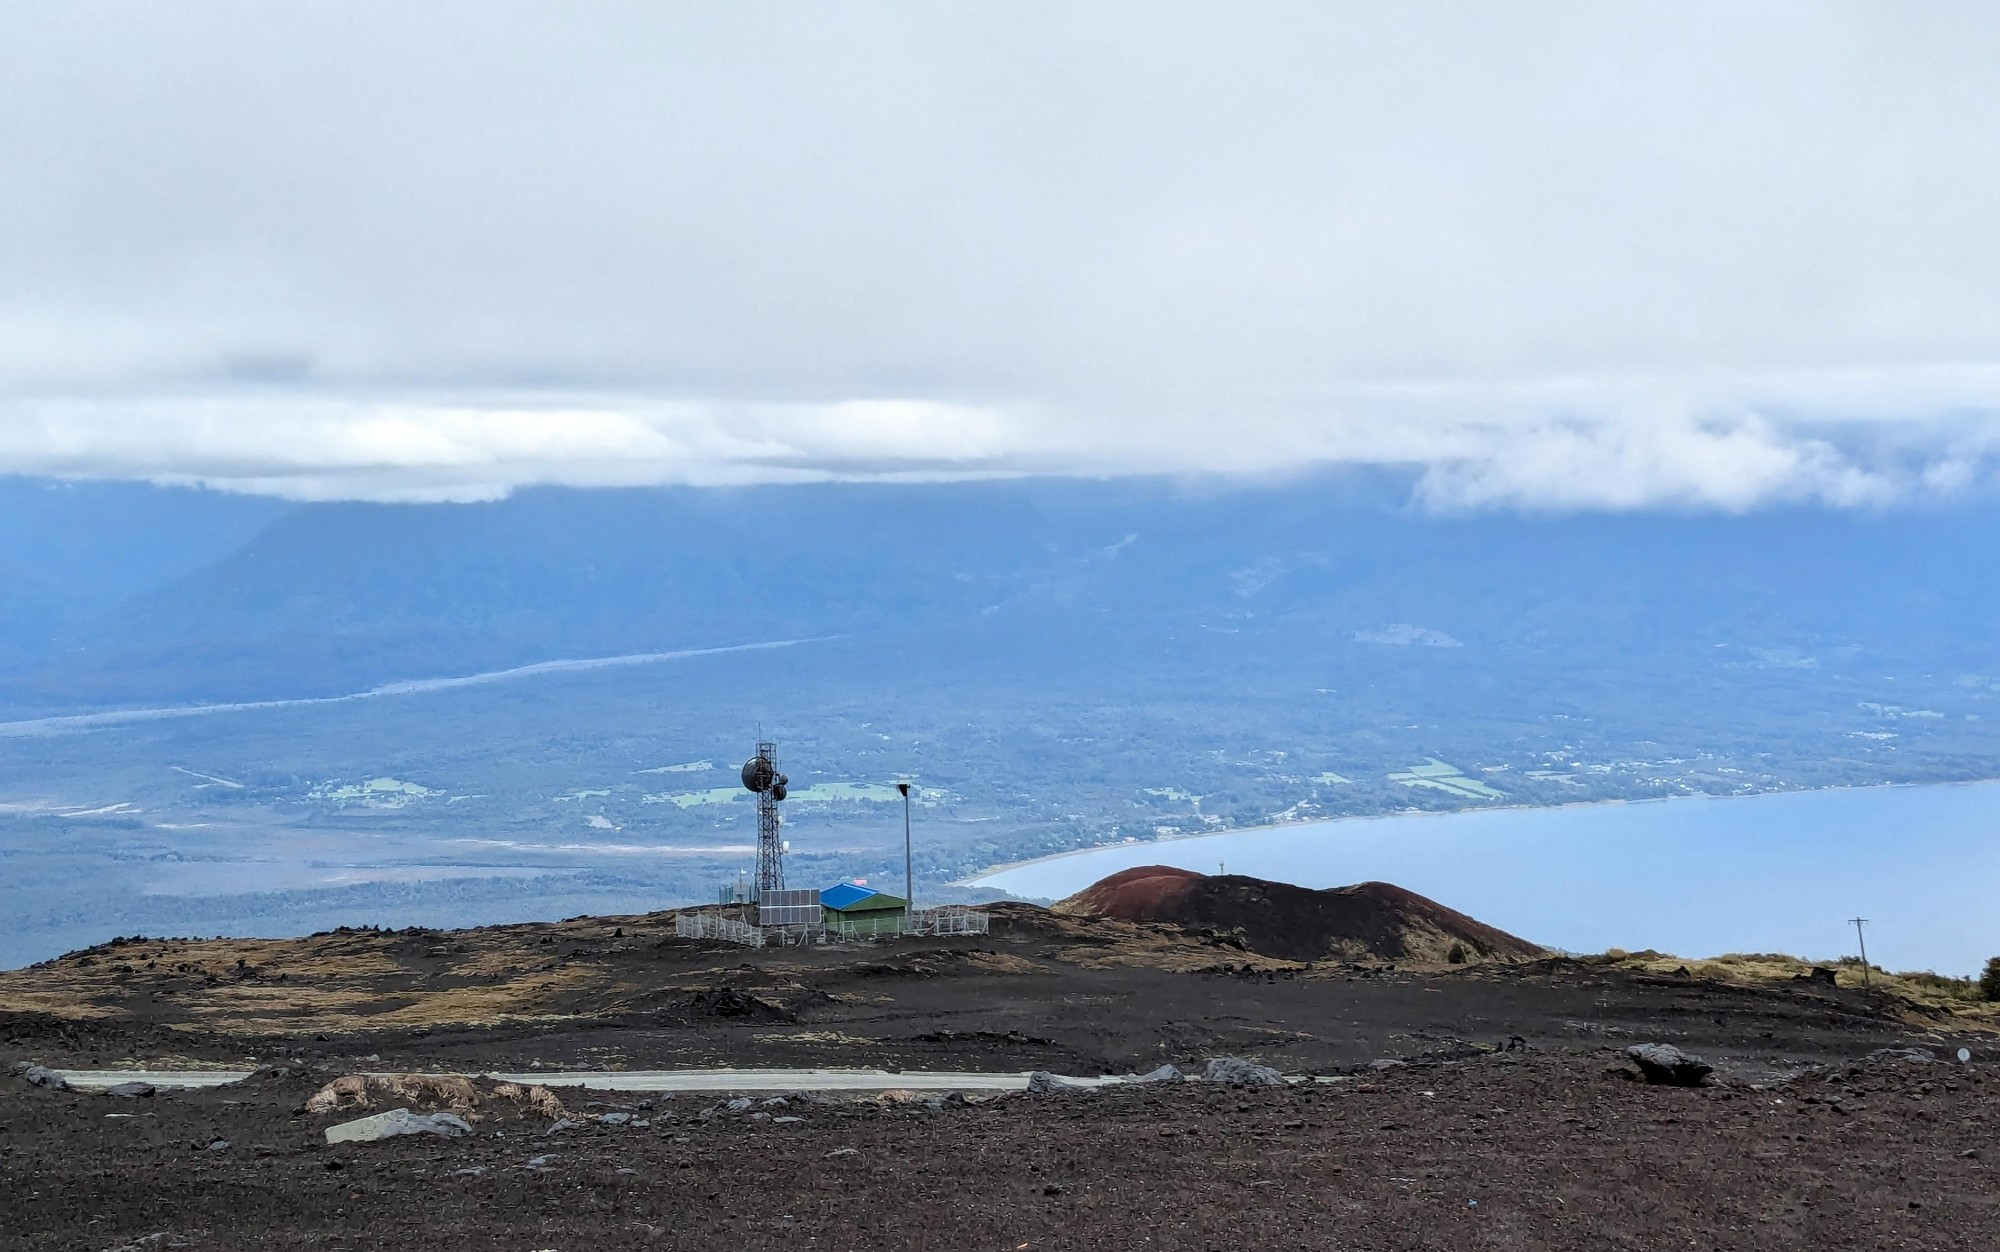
top-left (4, 2), bottom-right (2000, 507)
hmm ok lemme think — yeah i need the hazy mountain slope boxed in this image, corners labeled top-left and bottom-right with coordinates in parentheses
top-left (0, 477), bottom-right (292, 670)
top-left (6, 475), bottom-right (2000, 708)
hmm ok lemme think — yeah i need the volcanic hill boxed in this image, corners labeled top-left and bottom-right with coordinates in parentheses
top-left (1053, 865), bottom-right (1544, 964)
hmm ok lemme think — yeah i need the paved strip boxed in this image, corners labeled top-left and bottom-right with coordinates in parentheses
top-left (49, 1067), bottom-right (1131, 1093)
top-left (478, 1068), bottom-right (1130, 1093)
top-left (55, 1070), bottom-right (255, 1089)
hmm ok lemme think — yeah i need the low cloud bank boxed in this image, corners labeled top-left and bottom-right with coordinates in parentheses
top-left (7, 379), bottom-right (2000, 511)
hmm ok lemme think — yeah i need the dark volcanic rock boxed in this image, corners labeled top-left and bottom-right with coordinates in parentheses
top-left (1203, 1057), bottom-right (1283, 1086)
top-left (1625, 1043), bottom-right (1713, 1087)
top-left (15, 1063), bottom-right (70, 1090)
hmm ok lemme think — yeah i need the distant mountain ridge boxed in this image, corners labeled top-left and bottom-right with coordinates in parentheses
top-left (4, 473), bottom-right (2000, 710)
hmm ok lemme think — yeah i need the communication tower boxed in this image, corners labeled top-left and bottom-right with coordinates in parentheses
top-left (740, 739), bottom-right (789, 897)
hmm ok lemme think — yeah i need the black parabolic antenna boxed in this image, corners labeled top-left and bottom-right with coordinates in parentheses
top-left (741, 757), bottom-right (775, 793)
top-left (772, 776), bottom-right (788, 802)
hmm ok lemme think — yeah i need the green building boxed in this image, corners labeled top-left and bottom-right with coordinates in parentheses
top-left (820, 882), bottom-right (908, 937)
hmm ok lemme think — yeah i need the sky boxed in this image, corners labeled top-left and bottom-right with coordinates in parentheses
top-left (4, 3), bottom-right (2000, 507)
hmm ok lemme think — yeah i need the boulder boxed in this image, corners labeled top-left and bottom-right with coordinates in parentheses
top-left (323, 1107), bottom-right (474, 1145)
top-left (104, 1082), bottom-right (156, 1099)
top-left (16, 1064), bottom-right (70, 1091)
top-left (1203, 1057), bottom-right (1284, 1087)
top-left (1624, 1043), bottom-right (1713, 1087)
top-left (1025, 1071), bottom-right (1076, 1093)
top-left (1134, 1064), bottom-right (1184, 1083)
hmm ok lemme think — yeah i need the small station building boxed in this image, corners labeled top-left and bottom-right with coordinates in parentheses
top-left (819, 882), bottom-right (909, 937)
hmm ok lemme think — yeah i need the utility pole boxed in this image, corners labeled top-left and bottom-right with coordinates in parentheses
top-left (898, 782), bottom-right (913, 918)
top-left (1850, 917), bottom-right (1871, 987)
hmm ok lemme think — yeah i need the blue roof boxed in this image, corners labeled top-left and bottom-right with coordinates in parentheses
top-left (819, 882), bottom-right (880, 910)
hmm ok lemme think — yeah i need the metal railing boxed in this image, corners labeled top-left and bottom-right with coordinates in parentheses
top-left (678, 907), bottom-right (990, 944)
top-left (676, 911), bottom-right (765, 947)
top-left (904, 906), bottom-right (990, 937)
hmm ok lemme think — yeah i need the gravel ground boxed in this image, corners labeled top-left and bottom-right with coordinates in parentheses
top-left (3, 1047), bottom-right (1996, 1250)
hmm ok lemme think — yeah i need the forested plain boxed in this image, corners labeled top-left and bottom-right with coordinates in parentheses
top-left (2, 475), bottom-right (1996, 965)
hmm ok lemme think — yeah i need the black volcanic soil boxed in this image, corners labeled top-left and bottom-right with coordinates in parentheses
top-left (3, 1047), bottom-right (1997, 1251)
top-left (0, 900), bottom-right (1968, 1080)
top-left (3, 898), bottom-right (1997, 1248)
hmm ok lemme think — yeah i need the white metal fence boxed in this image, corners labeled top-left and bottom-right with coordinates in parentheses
top-left (678, 906), bottom-right (989, 945)
top-left (904, 906), bottom-right (991, 937)
top-left (676, 911), bottom-right (765, 947)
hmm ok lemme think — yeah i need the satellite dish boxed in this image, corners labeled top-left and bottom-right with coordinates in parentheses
top-left (772, 776), bottom-right (789, 802)
top-left (741, 757), bottom-right (775, 793)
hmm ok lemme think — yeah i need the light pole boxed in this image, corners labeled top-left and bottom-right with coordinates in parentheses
top-left (898, 782), bottom-right (913, 919)
top-left (1850, 916), bottom-right (1871, 987)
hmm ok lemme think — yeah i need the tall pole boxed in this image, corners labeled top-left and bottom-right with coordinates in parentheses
top-left (750, 740), bottom-right (785, 898)
top-left (1850, 916), bottom-right (1871, 987)
top-left (898, 782), bottom-right (913, 918)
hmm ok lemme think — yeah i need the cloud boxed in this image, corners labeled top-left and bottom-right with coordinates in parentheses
top-left (3, 3), bottom-right (2000, 508)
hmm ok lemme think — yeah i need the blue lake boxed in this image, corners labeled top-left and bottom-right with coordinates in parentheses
top-left (967, 782), bottom-right (2000, 977)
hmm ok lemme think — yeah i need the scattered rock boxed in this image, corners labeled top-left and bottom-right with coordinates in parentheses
top-left (1026, 1071), bottom-right (1077, 1094)
top-left (453, 1166), bottom-right (488, 1177)
top-left (1203, 1057), bottom-right (1284, 1086)
top-left (597, 1112), bottom-right (633, 1125)
top-left (772, 1115), bottom-right (805, 1124)
top-left (724, 1097), bottom-right (754, 1113)
top-left (102, 1234), bottom-right (191, 1252)
top-left (824, 1147), bottom-right (858, 1158)
top-left (523, 1154), bottom-right (556, 1170)
top-left (305, 1073), bottom-right (565, 1121)
top-left (323, 1108), bottom-right (474, 1145)
top-left (1367, 1059), bottom-right (1408, 1072)
top-left (1863, 1047), bottom-right (1939, 1066)
top-left (105, 1081), bottom-right (156, 1099)
top-left (1624, 1044), bottom-right (1713, 1087)
top-left (1135, 1064), bottom-right (1184, 1083)
top-left (543, 1118), bottom-right (581, 1135)
top-left (206, 1140), bottom-right (230, 1152)
top-left (17, 1063), bottom-right (71, 1090)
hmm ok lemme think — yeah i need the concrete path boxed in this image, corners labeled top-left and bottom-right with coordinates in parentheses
top-left (50, 1067), bottom-right (1129, 1093)
top-left (55, 1070), bottom-right (255, 1089)
top-left (480, 1068), bottom-right (1130, 1092)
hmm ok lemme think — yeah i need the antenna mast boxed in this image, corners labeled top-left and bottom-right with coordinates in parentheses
top-left (742, 739), bottom-right (789, 898)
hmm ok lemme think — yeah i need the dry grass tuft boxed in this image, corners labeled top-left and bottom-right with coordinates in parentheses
top-left (1588, 949), bottom-right (2000, 1023)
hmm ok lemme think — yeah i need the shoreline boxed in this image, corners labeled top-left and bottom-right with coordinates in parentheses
top-left (955, 776), bottom-right (2000, 891)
